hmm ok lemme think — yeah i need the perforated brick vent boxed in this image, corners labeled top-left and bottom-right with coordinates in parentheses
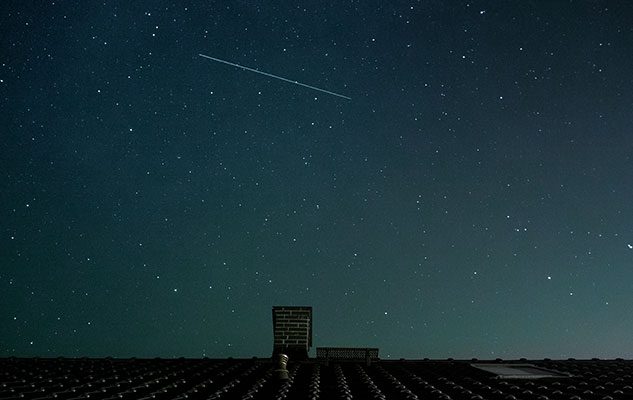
top-left (316, 347), bottom-right (379, 360)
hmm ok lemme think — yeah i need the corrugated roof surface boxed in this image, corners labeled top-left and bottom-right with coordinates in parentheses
top-left (1, 357), bottom-right (632, 399)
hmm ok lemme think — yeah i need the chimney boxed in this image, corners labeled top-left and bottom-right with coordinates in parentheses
top-left (272, 306), bottom-right (312, 360)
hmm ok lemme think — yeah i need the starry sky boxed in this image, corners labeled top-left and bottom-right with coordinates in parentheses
top-left (2, 1), bottom-right (633, 360)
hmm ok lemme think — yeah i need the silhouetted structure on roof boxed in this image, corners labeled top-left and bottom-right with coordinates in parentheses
top-left (317, 347), bottom-right (379, 366)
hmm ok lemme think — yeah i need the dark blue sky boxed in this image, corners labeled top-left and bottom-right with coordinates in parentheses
top-left (2, 1), bottom-right (633, 359)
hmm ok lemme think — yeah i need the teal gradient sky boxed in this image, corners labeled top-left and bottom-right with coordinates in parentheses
top-left (2, 1), bottom-right (633, 359)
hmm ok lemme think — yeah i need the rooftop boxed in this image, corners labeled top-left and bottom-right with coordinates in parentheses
top-left (1, 357), bottom-right (632, 399)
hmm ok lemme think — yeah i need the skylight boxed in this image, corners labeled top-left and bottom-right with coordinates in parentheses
top-left (471, 364), bottom-right (571, 379)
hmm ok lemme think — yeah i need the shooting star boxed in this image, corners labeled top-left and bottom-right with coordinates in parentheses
top-left (198, 53), bottom-right (351, 100)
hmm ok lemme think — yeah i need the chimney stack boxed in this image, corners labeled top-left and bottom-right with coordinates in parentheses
top-left (272, 306), bottom-right (312, 360)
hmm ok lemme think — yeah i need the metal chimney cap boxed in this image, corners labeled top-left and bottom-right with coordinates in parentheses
top-left (274, 353), bottom-right (289, 381)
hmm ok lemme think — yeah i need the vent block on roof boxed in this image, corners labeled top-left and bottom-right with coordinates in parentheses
top-left (317, 347), bottom-right (379, 366)
top-left (316, 347), bottom-right (379, 360)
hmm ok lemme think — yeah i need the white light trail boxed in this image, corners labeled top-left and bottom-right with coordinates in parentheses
top-left (198, 53), bottom-right (351, 100)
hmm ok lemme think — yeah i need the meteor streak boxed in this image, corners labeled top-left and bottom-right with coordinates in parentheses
top-left (198, 53), bottom-right (351, 100)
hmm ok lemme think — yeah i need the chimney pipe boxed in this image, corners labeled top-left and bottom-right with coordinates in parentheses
top-left (274, 353), bottom-right (289, 381)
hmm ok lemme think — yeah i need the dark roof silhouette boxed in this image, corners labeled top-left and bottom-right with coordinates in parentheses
top-left (1, 357), bottom-right (632, 399)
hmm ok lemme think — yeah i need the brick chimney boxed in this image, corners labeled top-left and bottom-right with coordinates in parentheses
top-left (272, 306), bottom-right (312, 360)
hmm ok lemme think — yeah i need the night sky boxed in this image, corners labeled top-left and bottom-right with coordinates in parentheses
top-left (2, 1), bottom-right (633, 360)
